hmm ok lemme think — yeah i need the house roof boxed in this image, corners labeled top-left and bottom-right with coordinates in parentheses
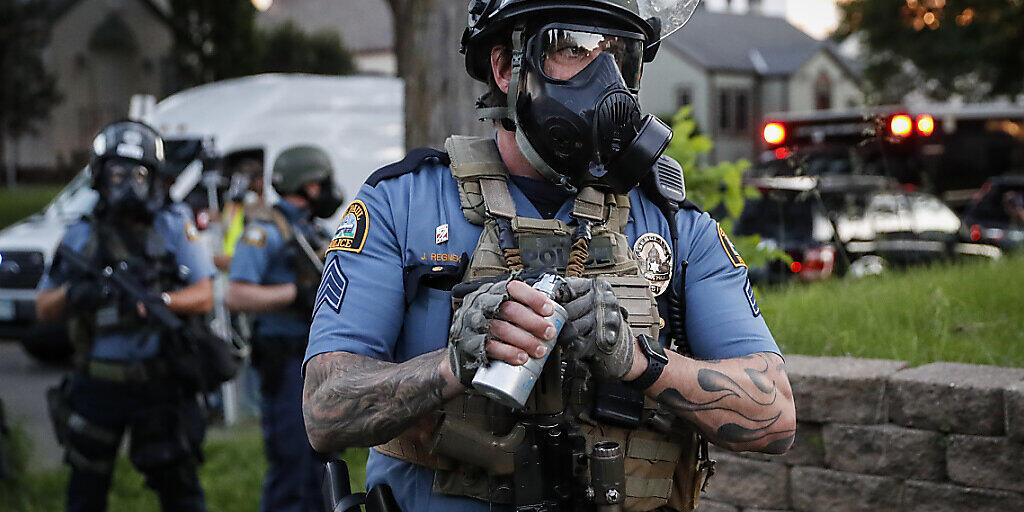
top-left (664, 10), bottom-right (858, 78)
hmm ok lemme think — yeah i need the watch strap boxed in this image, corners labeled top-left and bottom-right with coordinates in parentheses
top-left (625, 335), bottom-right (667, 391)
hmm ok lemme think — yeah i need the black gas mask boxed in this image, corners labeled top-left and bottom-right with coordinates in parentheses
top-left (96, 157), bottom-right (161, 220)
top-left (513, 23), bottom-right (672, 193)
top-left (226, 173), bottom-right (252, 203)
top-left (306, 176), bottom-right (344, 219)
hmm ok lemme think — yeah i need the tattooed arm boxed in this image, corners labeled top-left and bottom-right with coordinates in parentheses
top-left (302, 349), bottom-right (464, 452)
top-left (634, 350), bottom-right (795, 454)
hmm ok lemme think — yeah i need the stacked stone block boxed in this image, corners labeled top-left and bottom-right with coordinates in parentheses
top-left (696, 357), bottom-right (1024, 512)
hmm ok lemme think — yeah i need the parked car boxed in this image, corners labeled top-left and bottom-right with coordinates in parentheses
top-left (0, 74), bottom-right (404, 362)
top-left (960, 175), bottom-right (1024, 252)
top-left (737, 175), bottom-right (999, 284)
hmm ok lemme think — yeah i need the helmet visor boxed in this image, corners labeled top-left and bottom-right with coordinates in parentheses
top-left (538, 25), bottom-right (645, 90)
top-left (637, 0), bottom-right (702, 43)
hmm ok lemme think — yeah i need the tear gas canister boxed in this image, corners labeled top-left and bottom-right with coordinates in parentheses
top-left (471, 274), bottom-right (568, 409)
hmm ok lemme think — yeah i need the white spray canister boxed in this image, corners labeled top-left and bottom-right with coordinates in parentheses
top-left (471, 274), bottom-right (568, 409)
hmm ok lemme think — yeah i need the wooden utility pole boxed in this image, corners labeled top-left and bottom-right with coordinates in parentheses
top-left (387, 0), bottom-right (491, 150)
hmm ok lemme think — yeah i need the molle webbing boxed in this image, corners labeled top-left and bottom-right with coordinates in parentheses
top-left (445, 136), bottom-right (507, 226)
top-left (375, 136), bottom-right (701, 511)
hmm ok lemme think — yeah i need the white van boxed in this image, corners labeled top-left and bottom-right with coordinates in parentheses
top-left (0, 74), bottom-right (404, 361)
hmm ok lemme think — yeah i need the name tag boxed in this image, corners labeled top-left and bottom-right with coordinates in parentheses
top-left (518, 234), bottom-right (614, 270)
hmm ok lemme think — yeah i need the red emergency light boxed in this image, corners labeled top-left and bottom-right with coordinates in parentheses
top-left (890, 114), bottom-right (913, 138)
top-left (763, 122), bottom-right (786, 145)
top-left (916, 114), bottom-right (935, 136)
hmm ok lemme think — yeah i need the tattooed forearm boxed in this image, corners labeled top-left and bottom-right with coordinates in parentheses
top-left (652, 352), bottom-right (796, 454)
top-left (302, 349), bottom-right (461, 452)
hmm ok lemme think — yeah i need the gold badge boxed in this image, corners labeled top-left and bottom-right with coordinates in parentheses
top-left (243, 226), bottom-right (266, 247)
top-left (184, 221), bottom-right (200, 242)
top-left (633, 233), bottom-right (673, 296)
top-left (328, 200), bottom-right (369, 254)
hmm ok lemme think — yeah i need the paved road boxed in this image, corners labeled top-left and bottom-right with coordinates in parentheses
top-left (0, 340), bottom-right (68, 471)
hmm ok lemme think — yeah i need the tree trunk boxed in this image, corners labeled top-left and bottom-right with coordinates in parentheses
top-left (0, 127), bottom-right (10, 188)
top-left (388, 0), bottom-right (491, 150)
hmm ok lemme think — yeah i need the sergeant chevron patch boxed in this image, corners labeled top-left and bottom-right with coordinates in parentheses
top-left (314, 257), bottom-right (348, 315)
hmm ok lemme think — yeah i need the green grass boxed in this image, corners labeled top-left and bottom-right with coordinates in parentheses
top-left (759, 254), bottom-right (1024, 367)
top-left (0, 185), bottom-right (62, 229)
top-left (0, 425), bottom-right (369, 512)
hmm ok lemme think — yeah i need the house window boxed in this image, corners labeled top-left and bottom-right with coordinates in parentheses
top-left (718, 88), bottom-right (751, 134)
top-left (815, 71), bottom-right (832, 110)
top-left (735, 92), bottom-right (749, 131)
top-left (676, 86), bottom-right (693, 109)
top-left (719, 91), bottom-right (731, 131)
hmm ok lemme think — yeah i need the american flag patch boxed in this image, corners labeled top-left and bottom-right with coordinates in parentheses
top-left (314, 258), bottom-right (348, 316)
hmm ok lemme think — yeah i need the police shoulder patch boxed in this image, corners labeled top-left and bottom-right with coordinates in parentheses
top-left (633, 232), bottom-right (673, 296)
top-left (717, 224), bottom-right (746, 268)
top-left (184, 221), bottom-right (200, 242)
top-left (328, 200), bottom-right (369, 254)
top-left (242, 225), bottom-right (267, 247)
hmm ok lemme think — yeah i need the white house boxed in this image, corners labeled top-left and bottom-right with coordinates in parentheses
top-left (639, 6), bottom-right (863, 163)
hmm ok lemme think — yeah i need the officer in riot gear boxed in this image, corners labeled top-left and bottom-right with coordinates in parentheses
top-left (225, 145), bottom-right (341, 512)
top-left (36, 120), bottom-right (217, 512)
top-left (304, 1), bottom-right (795, 511)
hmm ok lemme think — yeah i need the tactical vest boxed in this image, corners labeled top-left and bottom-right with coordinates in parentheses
top-left (67, 220), bottom-right (182, 373)
top-left (375, 137), bottom-right (713, 511)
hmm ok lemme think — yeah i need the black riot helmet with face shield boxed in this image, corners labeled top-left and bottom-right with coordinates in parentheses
top-left (89, 120), bottom-right (166, 221)
top-left (461, 0), bottom-right (701, 192)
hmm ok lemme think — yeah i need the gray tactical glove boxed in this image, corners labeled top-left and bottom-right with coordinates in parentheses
top-left (447, 278), bottom-right (510, 387)
top-left (561, 277), bottom-right (634, 380)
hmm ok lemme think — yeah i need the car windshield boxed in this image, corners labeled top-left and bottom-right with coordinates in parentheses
top-left (164, 138), bottom-right (204, 178)
top-left (736, 192), bottom-right (815, 243)
top-left (46, 169), bottom-right (98, 218)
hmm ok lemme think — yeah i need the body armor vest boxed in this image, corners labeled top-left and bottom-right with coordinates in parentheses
top-left (375, 137), bottom-right (712, 511)
top-left (67, 220), bottom-right (182, 370)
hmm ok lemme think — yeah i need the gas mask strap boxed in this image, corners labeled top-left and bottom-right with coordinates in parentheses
top-left (514, 129), bottom-right (574, 192)
top-left (506, 26), bottom-right (575, 193)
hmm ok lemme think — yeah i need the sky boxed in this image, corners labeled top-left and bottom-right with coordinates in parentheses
top-left (704, 0), bottom-right (841, 39)
top-left (785, 0), bottom-right (841, 39)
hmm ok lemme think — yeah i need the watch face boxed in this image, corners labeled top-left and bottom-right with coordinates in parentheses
top-left (638, 334), bottom-right (669, 363)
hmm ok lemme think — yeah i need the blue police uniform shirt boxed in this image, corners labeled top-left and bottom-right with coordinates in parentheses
top-left (304, 161), bottom-right (780, 512)
top-left (228, 201), bottom-right (312, 340)
top-left (40, 209), bottom-right (216, 362)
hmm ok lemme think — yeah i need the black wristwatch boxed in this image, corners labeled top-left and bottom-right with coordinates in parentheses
top-left (624, 334), bottom-right (669, 391)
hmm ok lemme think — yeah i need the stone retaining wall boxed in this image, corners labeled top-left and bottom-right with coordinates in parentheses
top-left (697, 356), bottom-right (1024, 512)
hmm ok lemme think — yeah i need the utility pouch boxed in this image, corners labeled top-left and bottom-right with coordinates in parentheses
top-left (592, 378), bottom-right (644, 429)
top-left (168, 318), bottom-right (244, 393)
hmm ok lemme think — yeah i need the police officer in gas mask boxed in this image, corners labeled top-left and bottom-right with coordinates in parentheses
top-left (303, 1), bottom-right (795, 511)
top-left (36, 120), bottom-right (217, 512)
top-left (225, 145), bottom-right (341, 512)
